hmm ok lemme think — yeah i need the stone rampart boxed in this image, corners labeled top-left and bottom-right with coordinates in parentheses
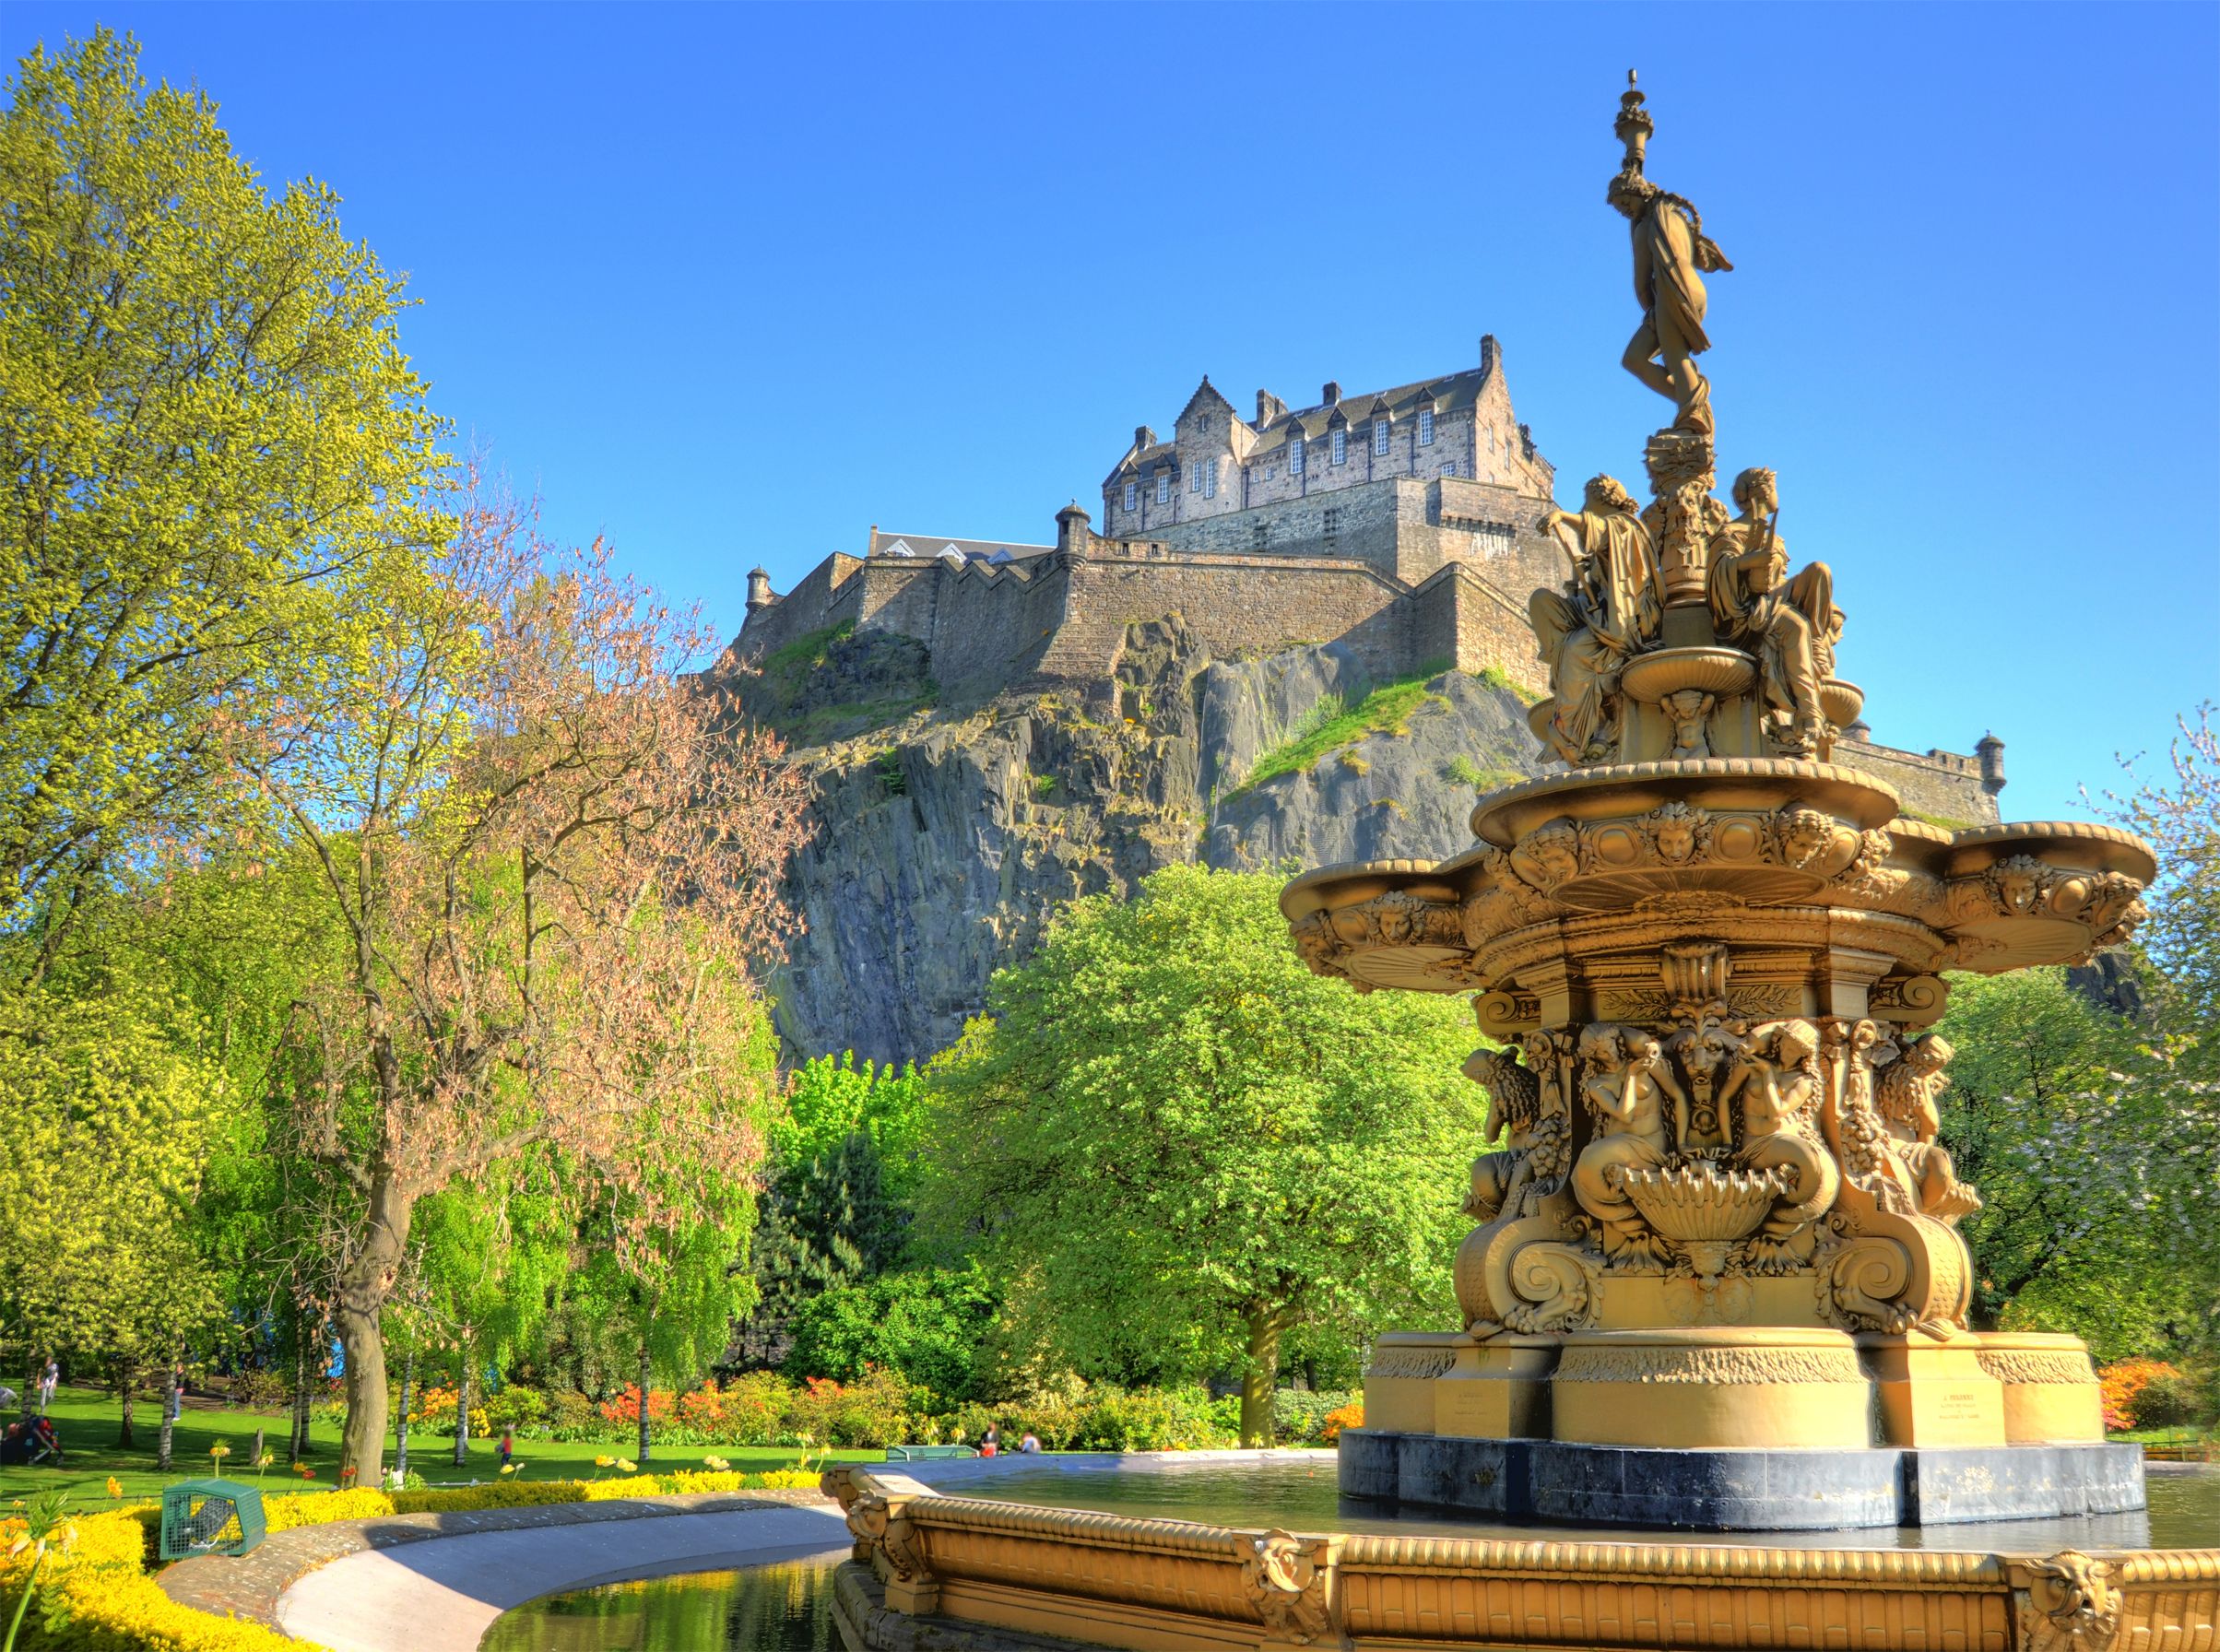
top-left (1837, 738), bottom-right (2001, 826)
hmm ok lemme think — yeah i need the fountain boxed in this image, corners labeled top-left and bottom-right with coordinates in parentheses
top-left (822, 72), bottom-right (2217, 1652)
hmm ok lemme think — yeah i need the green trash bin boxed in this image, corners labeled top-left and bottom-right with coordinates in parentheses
top-left (159, 1479), bottom-right (266, 1559)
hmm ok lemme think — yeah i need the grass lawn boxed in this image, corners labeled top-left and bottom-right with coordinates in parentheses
top-left (2, 1386), bottom-right (869, 1506)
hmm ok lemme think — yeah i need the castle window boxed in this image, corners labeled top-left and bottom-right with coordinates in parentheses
top-left (1442, 460), bottom-right (1456, 478)
top-left (1124, 481), bottom-right (1138, 512)
top-left (1202, 460), bottom-right (1217, 499)
top-left (1252, 521), bottom-right (1269, 549)
top-left (1375, 419), bottom-right (1391, 456)
top-left (1322, 506), bottom-right (1340, 539)
top-left (1190, 466), bottom-right (1202, 494)
top-left (1156, 469), bottom-right (1171, 505)
top-left (1331, 428), bottom-right (1347, 466)
top-left (1290, 434), bottom-right (1305, 476)
top-left (1419, 408), bottom-right (1435, 446)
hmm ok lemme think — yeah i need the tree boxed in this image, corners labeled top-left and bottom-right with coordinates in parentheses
top-left (0, 964), bottom-right (229, 1440)
top-left (735, 1053), bottom-right (921, 1366)
top-left (920, 865), bottom-right (1483, 1445)
top-left (0, 30), bottom-right (446, 977)
top-left (240, 502), bottom-right (808, 1481)
top-left (784, 1265), bottom-right (996, 1402)
top-left (1938, 705), bottom-right (2220, 1355)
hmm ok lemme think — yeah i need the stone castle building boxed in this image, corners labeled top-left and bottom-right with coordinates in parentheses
top-left (726, 336), bottom-right (2003, 823)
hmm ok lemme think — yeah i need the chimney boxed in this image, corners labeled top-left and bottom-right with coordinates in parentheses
top-left (744, 567), bottom-right (776, 614)
top-left (1134, 425), bottom-right (1156, 452)
top-left (1976, 732), bottom-right (2007, 795)
top-left (1256, 389), bottom-right (1286, 427)
top-left (1056, 501), bottom-right (1092, 559)
top-left (1322, 380), bottom-right (1341, 405)
top-left (1480, 334), bottom-right (1499, 376)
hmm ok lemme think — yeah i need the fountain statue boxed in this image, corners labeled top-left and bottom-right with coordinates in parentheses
top-left (1281, 72), bottom-right (2155, 1531)
top-left (824, 75), bottom-right (2215, 1652)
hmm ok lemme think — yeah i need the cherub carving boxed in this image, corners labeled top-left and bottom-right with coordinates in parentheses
top-left (1528, 476), bottom-right (1663, 764)
top-left (1875, 1033), bottom-right (1981, 1223)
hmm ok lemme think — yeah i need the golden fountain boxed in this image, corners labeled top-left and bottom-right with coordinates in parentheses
top-left (1279, 71), bottom-right (2156, 1527)
top-left (823, 72), bottom-right (2217, 1652)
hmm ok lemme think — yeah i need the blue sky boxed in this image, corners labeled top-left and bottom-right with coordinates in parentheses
top-left (9, 2), bottom-right (2216, 818)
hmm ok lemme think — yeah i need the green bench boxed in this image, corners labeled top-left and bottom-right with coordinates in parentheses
top-left (884, 1444), bottom-right (978, 1462)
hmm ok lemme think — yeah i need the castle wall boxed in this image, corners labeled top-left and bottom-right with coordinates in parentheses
top-left (726, 552), bottom-right (865, 667)
top-left (1835, 738), bottom-right (2001, 827)
top-left (1410, 562), bottom-right (1549, 693)
top-left (1032, 551), bottom-right (1417, 693)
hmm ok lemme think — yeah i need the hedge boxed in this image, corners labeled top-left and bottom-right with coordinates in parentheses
top-left (4, 1467), bottom-right (822, 1650)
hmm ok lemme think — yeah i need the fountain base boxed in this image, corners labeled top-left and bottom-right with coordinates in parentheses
top-left (1340, 1430), bottom-right (2147, 1530)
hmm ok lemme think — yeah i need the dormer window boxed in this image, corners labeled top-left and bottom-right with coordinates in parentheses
top-left (1124, 481), bottom-right (1138, 511)
top-left (1156, 469), bottom-right (1171, 505)
top-left (1331, 428), bottom-right (1347, 466)
top-left (1290, 433), bottom-right (1305, 477)
top-left (1374, 419), bottom-right (1391, 456)
top-left (1419, 408), bottom-right (1435, 446)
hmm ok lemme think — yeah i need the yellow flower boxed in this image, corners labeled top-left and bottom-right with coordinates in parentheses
top-left (616, 1459), bottom-right (636, 1475)
top-left (594, 1455), bottom-right (614, 1469)
top-left (105, 1478), bottom-right (123, 1500)
top-left (499, 1464), bottom-right (516, 1475)
top-left (703, 1456), bottom-right (728, 1471)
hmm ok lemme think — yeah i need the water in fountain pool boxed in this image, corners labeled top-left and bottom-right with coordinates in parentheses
top-left (480, 1459), bottom-right (2220, 1650)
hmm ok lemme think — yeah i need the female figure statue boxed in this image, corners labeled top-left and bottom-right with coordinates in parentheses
top-left (1529, 476), bottom-right (1663, 765)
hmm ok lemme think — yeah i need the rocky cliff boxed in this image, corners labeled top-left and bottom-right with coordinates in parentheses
top-left (727, 617), bottom-right (1548, 1067)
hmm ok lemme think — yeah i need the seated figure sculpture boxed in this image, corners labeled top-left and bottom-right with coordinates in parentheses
top-left (1723, 1019), bottom-right (1841, 1266)
top-left (1570, 1024), bottom-right (1680, 1263)
top-left (1875, 1033), bottom-right (1981, 1221)
top-left (1706, 467), bottom-right (1837, 757)
top-left (1529, 476), bottom-right (1664, 765)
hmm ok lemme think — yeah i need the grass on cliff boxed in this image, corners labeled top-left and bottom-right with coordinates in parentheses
top-left (1226, 672), bottom-right (1448, 799)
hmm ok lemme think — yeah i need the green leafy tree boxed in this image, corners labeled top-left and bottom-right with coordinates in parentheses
top-left (784, 1265), bottom-right (996, 1402)
top-left (0, 962), bottom-right (229, 1440)
top-left (0, 30), bottom-right (446, 974)
top-left (919, 865), bottom-right (1483, 1446)
top-left (736, 1055), bottom-right (921, 1366)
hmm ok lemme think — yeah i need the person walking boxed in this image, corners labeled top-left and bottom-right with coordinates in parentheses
top-left (37, 1357), bottom-right (57, 1414)
top-left (498, 1424), bottom-right (514, 1470)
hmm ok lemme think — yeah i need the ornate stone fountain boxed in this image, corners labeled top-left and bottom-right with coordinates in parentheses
top-left (1281, 73), bottom-right (2155, 1530)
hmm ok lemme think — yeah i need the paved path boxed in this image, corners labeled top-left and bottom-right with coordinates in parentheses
top-left (270, 1499), bottom-right (849, 1652)
top-left (168, 1449), bottom-right (1328, 1651)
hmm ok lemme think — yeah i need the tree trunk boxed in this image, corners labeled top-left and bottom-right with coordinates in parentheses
top-left (1238, 1309), bottom-right (1286, 1448)
top-left (289, 1333), bottom-right (307, 1464)
top-left (117, 1365), bottom-right (136, 1449)
top-left (395, 1350), bottom-right (414, 1482)
top-left (636, 1345), bottom-right (652, 1467)
top-left (336, 1174), bottom-right (413, 1487)
top-left (453, 1359), bottom-right (472, 1467)
top-left (158, 1365), bottom-right (177, 1470)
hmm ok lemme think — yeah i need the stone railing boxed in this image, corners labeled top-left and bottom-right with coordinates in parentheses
top-left (821, 1464), bottom-right (2220, 1651)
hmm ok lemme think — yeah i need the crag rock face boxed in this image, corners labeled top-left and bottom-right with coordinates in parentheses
top-left (745, 619), bottom-right (1548, 1067)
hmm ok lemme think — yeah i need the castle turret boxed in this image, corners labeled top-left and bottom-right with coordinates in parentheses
top-left (1977, 731), bottom-right (2007, 795)
top-left (745, 567), bottom-right (776, 614)
top-left (1056, 501), bottom-right (1092, 559)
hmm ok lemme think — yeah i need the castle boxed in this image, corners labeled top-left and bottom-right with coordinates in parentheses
top-left (726, 336), bottom-right (2004, 823)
